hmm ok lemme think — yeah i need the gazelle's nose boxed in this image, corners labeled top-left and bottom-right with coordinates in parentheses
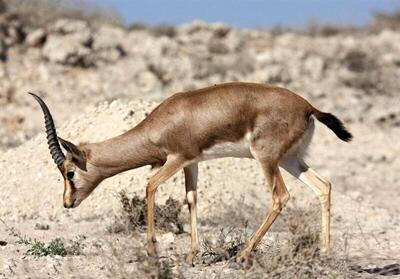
top-left (63, 199), bottom-right (76, 208)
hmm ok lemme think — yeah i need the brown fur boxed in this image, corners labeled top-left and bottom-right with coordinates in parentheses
top-left (84, 82), bottom-right (312, 169)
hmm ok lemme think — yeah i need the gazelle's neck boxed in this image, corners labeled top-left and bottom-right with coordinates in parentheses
top-left (83, 126), bottom-right (161, 178)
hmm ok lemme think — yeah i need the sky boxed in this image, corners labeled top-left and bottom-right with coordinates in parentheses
top-left (89, 0), bottom-right (400, 28)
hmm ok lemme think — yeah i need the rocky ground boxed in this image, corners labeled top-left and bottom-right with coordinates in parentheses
top-left (0, 5), bottom-right (400, 279)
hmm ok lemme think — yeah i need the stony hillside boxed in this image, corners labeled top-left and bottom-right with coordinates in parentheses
top-left (1, 12), bottom-right (399, 150)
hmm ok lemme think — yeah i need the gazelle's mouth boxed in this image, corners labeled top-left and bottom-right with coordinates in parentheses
top-left (64, 199), bottom-right (76, 209)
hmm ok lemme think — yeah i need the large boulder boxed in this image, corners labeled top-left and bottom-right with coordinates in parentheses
top-left (92, 24), bottom-right (126, 63)
top-left (41, 19), bottom-right (93, 66)
top-left (41, 19), bottom-right (129, 66)
top-left (42, 33), bottom-right (93, 67)
top-left (0, 13), bottom-right (25, 48)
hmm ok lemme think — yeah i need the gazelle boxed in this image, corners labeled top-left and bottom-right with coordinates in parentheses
top-left (30, 82), bottom-right (352, 264)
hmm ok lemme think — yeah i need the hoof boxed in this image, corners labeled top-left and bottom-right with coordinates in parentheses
top-left (185, 250), bottom-right (198, 267)
top-left (147, 243), bottom-right (157, 257)
top-left (320, 248), bottom-right (329, 258)
top-left (235, 254), bottom-right (247, 264)
top-left (236, 251), bottom-right (253, 267)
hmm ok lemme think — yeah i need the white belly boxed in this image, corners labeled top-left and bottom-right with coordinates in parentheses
top-left (201, 133), bottom-right (253, 160)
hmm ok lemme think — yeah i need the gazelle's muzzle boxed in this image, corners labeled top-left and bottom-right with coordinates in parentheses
top-left (63, 179), bottom-right (76, 208)
top-left (63, 199), bottom-right (76, 208)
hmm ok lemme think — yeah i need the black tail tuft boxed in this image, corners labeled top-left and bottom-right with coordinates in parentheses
top-left (314, 111), bottom-right (353, 142)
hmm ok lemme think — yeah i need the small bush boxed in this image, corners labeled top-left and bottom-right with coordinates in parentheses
top-left (201, 226), bottom-right (249, 264)
top-left (343, 50), bottom-right (374, 73)
top-left (1, 218), bottom-right (86, 257)
top-left (371, 7), bottom-right (400, 30)
top-left (158, 259), bottom-right (174, 279)
top-left (5, 0), bottom-right (122, 28)
top-left (340, 49), bottom-right (382, 95)
top-left (127, 22), bottom-right (149, 31)
top-left (247, 206), bottom-right (351, 278)
top-left (24, 236), bottom-right (86, 257)
top-left (109, 191), bottom-right (184, 234)
top-left (307, 22), bottom-right (356, 37)
top-left (150, 24), bottom-right (177, 38)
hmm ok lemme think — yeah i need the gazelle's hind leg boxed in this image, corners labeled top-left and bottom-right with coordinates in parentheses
top-left (281, 157), bottom-right (331, 254)
top-left (183, 163), bottom-right (199, 265)
top-left (237, 163), bottom-right (290, 262)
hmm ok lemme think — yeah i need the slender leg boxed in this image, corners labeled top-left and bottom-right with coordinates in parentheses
top-left (146, 155), bottom-right (187, 256)
top-left (281, 158), bottom-right (332, 254)
top-left (237, 164), bottom-right (290, 262)
top-left (183, 163), bottom-right (199, 265)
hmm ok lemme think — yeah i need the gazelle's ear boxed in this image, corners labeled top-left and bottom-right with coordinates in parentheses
top-left (58, 137), bottom-right (87, 171)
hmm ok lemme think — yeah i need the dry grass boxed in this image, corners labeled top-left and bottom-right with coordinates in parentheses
top-left (104, 243), bottom-right (176, 279)
top-left (247, 207), bottom-right (349, 278)
top-left (108, 191), bottom-right (184, 234)
top-left (198, 204), bottom-right (356, 278)
top-left (201, 226), bottom-right (249, 264)
top-left (340, 49), bottom-right (383, 96)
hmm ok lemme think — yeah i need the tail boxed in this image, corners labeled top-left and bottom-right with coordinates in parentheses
top-left (312, 109), bottom-right (353, 142)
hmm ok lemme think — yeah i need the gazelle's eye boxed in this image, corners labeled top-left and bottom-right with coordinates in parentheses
top-left (67, 171), bottom-right (75, 180)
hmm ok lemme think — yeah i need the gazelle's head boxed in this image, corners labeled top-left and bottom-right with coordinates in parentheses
top-left (30, 93), bottom-right (102, 208)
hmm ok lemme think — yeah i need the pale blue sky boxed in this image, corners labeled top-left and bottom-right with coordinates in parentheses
top-left (89, 0), bottom-right (400, 28)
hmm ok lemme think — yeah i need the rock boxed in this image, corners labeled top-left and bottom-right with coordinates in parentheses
top-left (42, 33), bottom-right (92, 67)
top-left (92, 25), bottom-right (126, 62)
top-left (0, 13), bottom-right (25, 47)
top-left (180, 20), bottom-right (209, 35)
top-left (95, 47), bottom-right (125, 63)
top-left (42, 21), bottom-right (128, 65)
top-left (26, 28), bottom-right (46, 47)
top-left (34, 223), bottom-right (50, 230)
top-left (42, 19), bottom-right (94, 66)
top-left (92, 25), bottom-right (126, 51)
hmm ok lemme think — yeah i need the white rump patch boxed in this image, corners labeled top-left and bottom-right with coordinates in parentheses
top-left (284, 118), bottom-right (315, 159)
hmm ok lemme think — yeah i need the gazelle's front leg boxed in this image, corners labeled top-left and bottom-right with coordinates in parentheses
top-left (184, 163), bottom-right (199, 265)
top-left (146, 155), bottom-right (186, 256)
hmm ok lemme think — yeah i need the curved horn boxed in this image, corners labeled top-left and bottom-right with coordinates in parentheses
top-left (29, 92), bottom-right (65, 166)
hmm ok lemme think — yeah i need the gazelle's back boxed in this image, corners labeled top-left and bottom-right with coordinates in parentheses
top-left (142, 82), bottom-right (312, 158)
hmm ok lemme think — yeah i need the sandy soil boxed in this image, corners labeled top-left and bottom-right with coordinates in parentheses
top-left (1, 98), bottom-right (399, 278)
top-left (1, 8), bottom-right (400, 277)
